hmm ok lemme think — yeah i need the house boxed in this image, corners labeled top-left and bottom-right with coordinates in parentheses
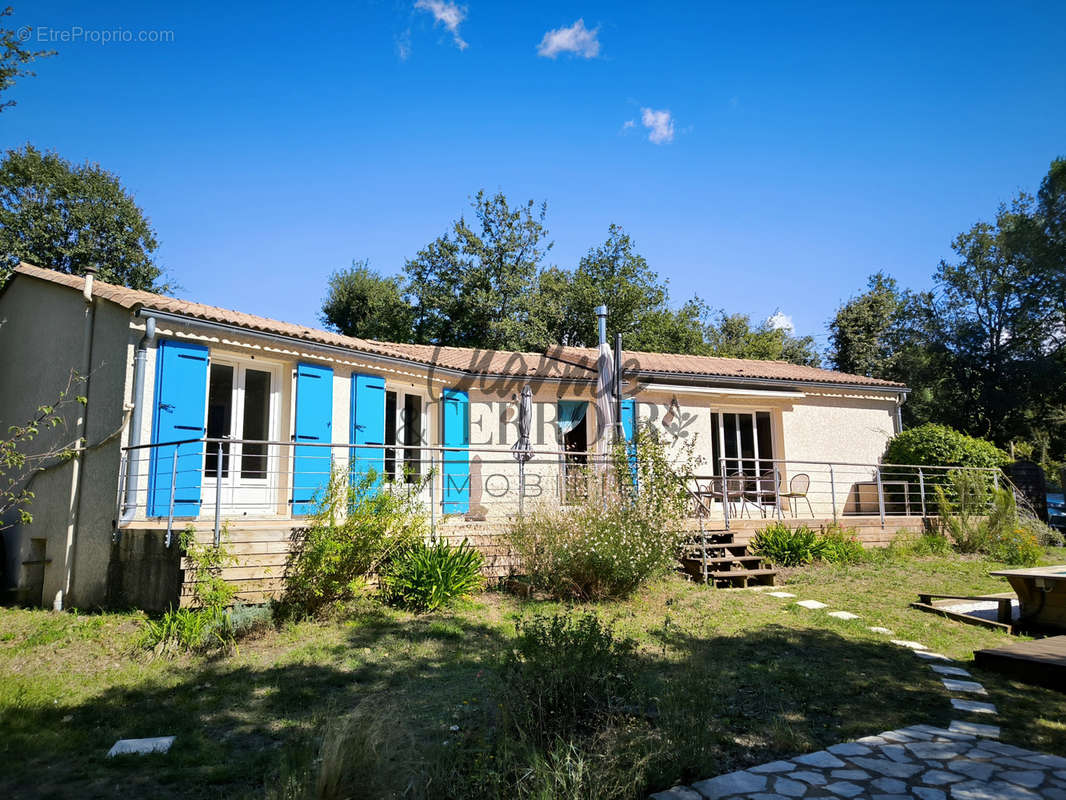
top-left (0, 263), bottom-right (914, 610)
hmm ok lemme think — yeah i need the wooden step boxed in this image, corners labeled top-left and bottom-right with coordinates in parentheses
top-left (700, 555), bottom-right (765, 567)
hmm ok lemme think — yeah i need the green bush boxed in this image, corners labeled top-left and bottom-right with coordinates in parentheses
top-left (817, 524), bottom-right (865, 564)
top-left (281, 468), bottom-right (427, 617)
top-left (883, 423), bottom-right (1008, 469)
top-left (933, 470), bottom-right (998, 553)
top-left (503, 612), bottom-right (637, 747)
top-left (506, 432), bottom-right (691, 600)
top-left (380, 539), bottom-right (484, 612)
top-left (987, 526), bottom-right (1043, 566)
top-left (750, 523), bottom-right (823, 566)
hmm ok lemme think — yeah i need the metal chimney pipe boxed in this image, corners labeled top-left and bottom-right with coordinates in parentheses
top-left (595, 305), bottom-right (608, 345)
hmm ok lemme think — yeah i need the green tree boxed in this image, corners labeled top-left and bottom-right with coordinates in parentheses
top-left (320, 260), bottom-right (415, 342)
top-left (404, 190), bottom-right (551, 350)
top-left (0, 145), bottom-right (164, 290)
top-left (827, 272), bottom-right (906, 376)
top-left (1, 7), bottom-right (55, 112)
top-left (704, 311), bottom-right (821, 366)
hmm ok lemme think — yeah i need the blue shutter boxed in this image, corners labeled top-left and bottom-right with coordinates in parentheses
top-left (350, 373), bottom-right (386, 494)
top-left (620, 398), bottom-right (638, 492)
top-left (292, 362), bottom-right (334, 515)
top-left (441, 388), bottom-right (470, 514)
top-left (148, 339), bottom-right (209, 517)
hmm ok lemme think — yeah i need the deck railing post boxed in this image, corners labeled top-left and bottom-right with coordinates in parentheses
top-left (165, 445), bottom-right (178, 548)
top-left (113, 450), bottom-right (128, 542)
top-left (829, 463), bottom-right (837, 523)
top-left (875, 466), bottom-right (886, 529)
top-left (213, 441), bottom-right (223, 547)
top-left (720, 456), bottom-right (730, 530)
top-left (429, 451), bottom-right (437, 543)
top-left (918, 468), bottom-right (926, 517)
top-left (773, 463), bottom-right (783, 521)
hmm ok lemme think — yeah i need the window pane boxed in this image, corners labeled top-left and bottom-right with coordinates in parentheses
top-left (710, 413), bottom-right (721, 474)
top-left (241, 369), bottom-right (271, 479)
top-left (205, 364), bottom-right (233, 478)
top-left (385, 391), bottom-right (397, 480)
top-left (756, 412), bottom-right (773, 462)
top-left (403, 394), bottom-right (422, 483)
top-left (723, 413), bottom-right (739, 466)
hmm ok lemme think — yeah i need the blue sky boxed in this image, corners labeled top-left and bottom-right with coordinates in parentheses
top-left (4, 1), bottom-right (1065, 351)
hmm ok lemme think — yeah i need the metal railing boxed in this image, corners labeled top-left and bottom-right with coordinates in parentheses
top-left (115, 438), bottom-right (1007, 548)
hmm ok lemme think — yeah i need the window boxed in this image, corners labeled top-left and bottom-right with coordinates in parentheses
top-left (384, 390), bottom-right (423, 482)
top-left (403, 393), bottom-right (423, 483)
top-left (710, 411), bottom-right (773, 478)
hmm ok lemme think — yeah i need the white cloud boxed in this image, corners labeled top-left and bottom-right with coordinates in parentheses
top-left (415, 0), bottom-right (468, 50)
top-left (396, 28), bottom-right (412, 60)
top-left (640, 107), bottom-right (675, 144)
top-left (766, 311), bottom-right (795, 333)
top-left (537, 18), bottom-right (600, 59)
top-left (622, 119), bottom-right (635, 130)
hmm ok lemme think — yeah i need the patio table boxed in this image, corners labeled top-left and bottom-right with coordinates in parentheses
top-left (990, 565), bottom-right (1066, 631)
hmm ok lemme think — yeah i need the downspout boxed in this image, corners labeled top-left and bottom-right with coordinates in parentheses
top-left (119, 312), bottom-right (156, 524)
top-left (894, 393), bottom-right (904, 435)
top-left (614, 333), bottom-right (623, 443)
top-left (57, 265), bottom-right (98, 610)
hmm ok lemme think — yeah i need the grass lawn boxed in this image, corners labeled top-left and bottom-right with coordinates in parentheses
top-left (2, 552), bottom-right (1065, 799)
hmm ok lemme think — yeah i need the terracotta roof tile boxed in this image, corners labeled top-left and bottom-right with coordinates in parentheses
top-left (11, 263), bottom-right (905, 389)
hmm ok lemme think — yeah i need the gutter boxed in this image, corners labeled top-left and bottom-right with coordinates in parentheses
top-left (629, 370), bottom-right (910, 398)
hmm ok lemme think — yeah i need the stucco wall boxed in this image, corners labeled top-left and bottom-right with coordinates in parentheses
top-left (0, 276), bottom-right (130, 607)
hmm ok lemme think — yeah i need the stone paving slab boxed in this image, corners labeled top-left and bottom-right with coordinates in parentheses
top-left (650, 727), bottom-right (1066, 799)
top-left (796, 600), bottom-right (828, 609)
top-left (828, 611), bottom-right (861, 620)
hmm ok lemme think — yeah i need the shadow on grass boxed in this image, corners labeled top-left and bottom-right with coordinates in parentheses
top-left (0, 607), bottom-right (510, 800)
top-left (639, 622), bottom-right (952, 790)
top-left (2, 604), bottom-right (968, 800)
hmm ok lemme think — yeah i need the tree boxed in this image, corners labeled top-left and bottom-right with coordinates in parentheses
top-left (0, 145), bottom-right (164, 290)
top-left (827, 272), bottom-right (906, 376)
top-left (704, 312), bottom-right (821, 366)
top-left (1, 7), bottom-right (55, 112)
top-left (527, 224), bottom-right (710, 354)
top-left (320, 260), bottom-right (415, 342)
top-left (404, 190), bottom-right (551, 350)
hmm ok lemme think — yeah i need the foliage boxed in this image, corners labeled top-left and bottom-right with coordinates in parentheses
top-left (703, 310), bottom-right (821, 367)
top-left (931, 470), bottom-right (997, 553)
top-left (0, 370), bottom-right (85, 529)
top-left (502, 611), bottom-right (637, 747)
top-left (750, 522), bottom-right (823, 566)
top-left (379, 539), bottom-right (484, 612)
top-left (828, 271), bottom-right (906, 377)
top-left (0, 7), bottom-right (55, 112)
top-left (0, 144), bottom-right (164, 289)
top-left (987, 526), bottom-right (1043, 567)
top-left (280, 468), bottom-right (427, 616)
top-left (884, 423), bottom-right (1008, 469)
top-left (817, 524), bottom-right (865, 565)
top-left (404, 189), bottom-right (552, 350)
top-left (139, 526), bottom-right (251, 654)
top-left (506, 431), bottom-right (692, 600)
top-left (319, 259), bottom-right (416, 342)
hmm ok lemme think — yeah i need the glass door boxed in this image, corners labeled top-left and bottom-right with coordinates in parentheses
top-left (710, 411), bottom-right (773, 479)
top-left (203, 359), bottom-right (280, 515)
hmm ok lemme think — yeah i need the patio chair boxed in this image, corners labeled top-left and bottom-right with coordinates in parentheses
top-left (708, 476), bottom-right (746, 518)
top-left (744, 471), bottom-right (778, 518)
top-left (781, 473), bottom-right (814, 517)
top-left (726, 474), bottom-right (751, 518)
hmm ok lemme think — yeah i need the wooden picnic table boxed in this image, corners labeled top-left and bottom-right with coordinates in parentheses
top-left (989, 565), bottom-right (1066, 631)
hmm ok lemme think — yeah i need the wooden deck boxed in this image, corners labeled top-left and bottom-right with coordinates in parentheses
top-left (974, 635), bottom-right (1066, 693)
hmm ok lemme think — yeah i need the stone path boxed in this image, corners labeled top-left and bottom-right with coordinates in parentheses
top-left (651, 725), bottom-right (1066, 799)
top-left (649, 588), bottom-right (1066, 799)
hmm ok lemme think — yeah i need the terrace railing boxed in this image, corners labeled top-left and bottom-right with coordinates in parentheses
top-left (115, 438), bottom-right (1007, 547)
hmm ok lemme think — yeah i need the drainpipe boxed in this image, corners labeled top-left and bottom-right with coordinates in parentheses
top-left (595, 305), bottom-right (607, 346)
top-left (57, 265), bottom-right (99, 610)
top-left (120, 312), bottom-right (156, 523)
top-left (894, 394), bottom-right (904, 435)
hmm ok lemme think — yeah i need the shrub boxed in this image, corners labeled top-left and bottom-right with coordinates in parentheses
top-left (750, 523), bottom-right (823, 566)
top-left (818, 524), bottom-right (865, 565)
top-left (503, 612), bottom-right (637, 747)
top-left (506, 432), bottom-right (691, 601)
top-left (883, 423), bottom-right (1008, 469)
top-left (987, 526), bottom-right (1043, 567)
top-left (932, 470), bottom-right (997, 552)
top-left (380, 539), bottom-right (484, 612)
top-left (281, 468), bottom-right (427, 616)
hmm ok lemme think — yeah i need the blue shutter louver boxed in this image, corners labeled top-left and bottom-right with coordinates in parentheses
top-left (148, 339), bottom-right (209, 517)
top-left (350, 373), bottom-right (386, 495)
top-left (620, 398), bottom-right (638, 492)
top-left (441, 388), bottom-right (470, 514)
top-left (292, 362), bottom-right (334, 515)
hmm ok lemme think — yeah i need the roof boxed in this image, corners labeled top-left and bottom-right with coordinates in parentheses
top-left (9, 263), bottom-right (905, 390)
